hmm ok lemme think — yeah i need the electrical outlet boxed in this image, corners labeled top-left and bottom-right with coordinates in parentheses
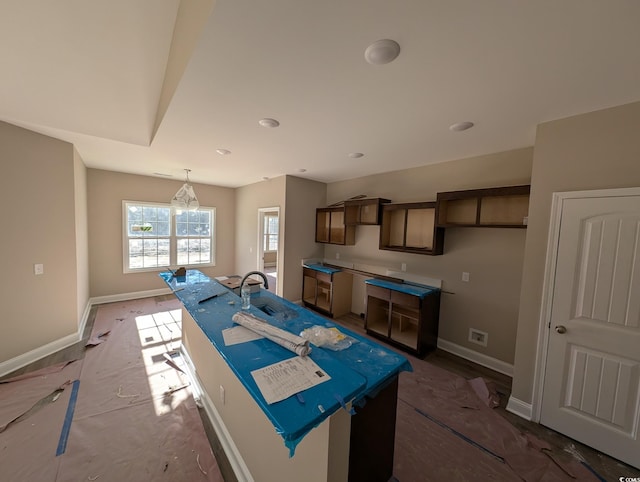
top-left (462, 272), bottom-right (470, 282)
top-left (468, 328), bottom-right (488, 347)
top-left (34, 263), bottom-right (44, 275)
top-left (336, 252), bottom-right (340, 259)
top-left (219, 385), bottom-right (225, 405)
top-left (401, 263), bottom-right (407, 272)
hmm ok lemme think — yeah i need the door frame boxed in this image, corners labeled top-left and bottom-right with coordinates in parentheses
top-left (532, 186), bottom-right (640, 423)
top-left (257, 206), bottom-right (280, 294)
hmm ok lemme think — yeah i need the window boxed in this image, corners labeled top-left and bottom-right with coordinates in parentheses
top-left (263, 213), bottom-right (279, 252)
top-left (123, 201), bottom-right (215, 273)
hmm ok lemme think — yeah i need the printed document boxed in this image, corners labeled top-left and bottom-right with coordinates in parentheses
top-left (251, 356), bottom-right (331, 404)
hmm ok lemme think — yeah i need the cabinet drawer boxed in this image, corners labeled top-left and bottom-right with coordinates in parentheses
top-left (390, 290), bottom-right (419, 309)
top-left (366, 285), bottom-right (390, 301)
top-left (316, 271), bottom-right (331, 284)
top-left (303, 267), bottom-right (316, 279)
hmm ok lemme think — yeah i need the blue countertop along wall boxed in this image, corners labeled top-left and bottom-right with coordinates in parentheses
top-left (160, 270), bottom-right (411, 455)
top-left (302, 263), bottom-right (342, 275)
top-left (365, 278), bottom-right (440, 299)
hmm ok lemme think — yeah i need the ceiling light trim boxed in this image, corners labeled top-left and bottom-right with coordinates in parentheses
top-left (364, 39), bottom-right (401, 65)
top-left (258, 118), bottom-right (280, 128)
top-left (449, 121), bottom-right (475, 132)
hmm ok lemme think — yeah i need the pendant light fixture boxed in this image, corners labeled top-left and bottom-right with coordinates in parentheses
top-left (171, 169), bottom-right (199, 211)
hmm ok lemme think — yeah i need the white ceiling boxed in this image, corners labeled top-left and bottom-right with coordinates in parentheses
top-left (2, 0), bottom-right (640, 188)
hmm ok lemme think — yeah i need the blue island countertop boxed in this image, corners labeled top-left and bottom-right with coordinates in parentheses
top-left (160, 270), bottom-right (411, 455)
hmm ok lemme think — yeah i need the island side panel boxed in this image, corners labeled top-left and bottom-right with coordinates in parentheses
top-left (181, 308), bottom-right (351, 482)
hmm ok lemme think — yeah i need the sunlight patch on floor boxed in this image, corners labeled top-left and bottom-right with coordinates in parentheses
top-left (135, 308), bottom-right (189, 416)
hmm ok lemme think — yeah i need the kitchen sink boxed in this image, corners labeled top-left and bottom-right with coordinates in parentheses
top-left (251, 296), bottom-right (299, 321)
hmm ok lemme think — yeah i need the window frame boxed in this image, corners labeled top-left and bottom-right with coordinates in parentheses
top-left (263, 212), bottom-right (279, 252)
top-left (122, 201), bottom-right (216, 274)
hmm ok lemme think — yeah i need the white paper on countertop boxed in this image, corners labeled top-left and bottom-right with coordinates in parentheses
top-left (222, 325), bottom-right (264, 346)
top-left (251, 356), bottom-right (331, 404)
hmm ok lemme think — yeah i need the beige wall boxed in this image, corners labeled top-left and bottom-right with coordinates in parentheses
top-left (282, 175), bottom-right (326, 300)
top-left (235, 176), bottom-right (286, 293)
top-left (235, 175), bottom-right (326, 300)
top-left (0, 122), bottom-right (82, 363)
top-left (74, 148), bottom-right (90, 325)
top-left (512, 101), bottom-right (640, 404)
top-left (87, 169), bottom-right (235, 297)
top-left (325, 148), bottom-right (533, 365)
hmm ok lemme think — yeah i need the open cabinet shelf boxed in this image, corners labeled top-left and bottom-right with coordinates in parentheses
top-left (365, 282), bottom-right (440, 356)
top-left (315, 207), bottom-right (355, 245)
top-left (344, 198), bottom-right (391, 225)
top-left (379, 202), bottom-right (444, 255)
top-left (436, 185), bottom-right (530, 228)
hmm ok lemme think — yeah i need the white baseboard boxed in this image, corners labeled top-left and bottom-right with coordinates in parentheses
top-left (180, 346), bottom-right (254, 482)
top-left (506, 396), bottom-right (533, 421)
top-left (0, 288), bottom-right (173, 378)
top-left (78, 299), bottom-right (93, 337)
top-left (0, 331), bottom-right (80, 378)
top-left (89, 288), bottom-right (172, 305)
top-left (437, 338), bottom-right (514, 377)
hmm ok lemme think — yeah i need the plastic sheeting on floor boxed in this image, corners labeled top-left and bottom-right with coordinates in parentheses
top-left (0, 297), bottom-right (223, 482)
top-left (394, 356), bottom-right (600, 482)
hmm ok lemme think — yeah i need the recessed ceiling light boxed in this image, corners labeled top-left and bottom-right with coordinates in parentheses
top-left (348, 152), bottom-right (364, 159)
top-left (449, 121), bottom-right (474, 132)
top-left (216, 148), bottom-right (231, 155)
top-left (364, 39), bottom-right (401, 65)
top-left (298, 168), bottom-right (307, 173)
top-left (262, 177), bottom-right (270, 181)
top-left (258, 118), bottom-right (280, 128)
top-left (153, 172), bottom-right (173, 177)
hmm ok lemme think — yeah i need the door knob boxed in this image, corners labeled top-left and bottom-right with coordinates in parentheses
top-left (555, 325), bottom-right (567, 334)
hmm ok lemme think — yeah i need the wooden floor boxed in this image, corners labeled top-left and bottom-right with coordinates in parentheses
top-left (3, 300), bottom-right (640, 481)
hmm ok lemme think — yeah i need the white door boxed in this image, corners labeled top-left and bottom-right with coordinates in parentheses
top-left (540, 191), bottom-right (640, 468)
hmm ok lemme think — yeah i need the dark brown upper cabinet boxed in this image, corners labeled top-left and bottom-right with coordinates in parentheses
top-left (315, 207), bottom-right (355, 245)
top-left (379, 202), bottom-right (444, 255)
top-left (344, 198), bottom-right (392, 226)
top-left (436, 185), bottom-right (531, 228)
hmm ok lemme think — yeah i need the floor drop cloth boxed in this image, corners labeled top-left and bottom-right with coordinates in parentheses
top-left (0, 297), bottom-right (223, 482)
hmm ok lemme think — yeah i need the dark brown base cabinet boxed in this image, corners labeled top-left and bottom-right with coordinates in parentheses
top-left (365, 281), bottom-right (440, 357)
top-left (302, 266), bottom-right (353, 318)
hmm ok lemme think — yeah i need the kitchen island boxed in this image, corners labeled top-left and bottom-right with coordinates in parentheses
top-left (160, 270), bottom-right (410, 482)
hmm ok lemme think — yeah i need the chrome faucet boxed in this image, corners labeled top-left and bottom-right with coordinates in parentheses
top-left (240, 270), bottom-right (269, 290)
